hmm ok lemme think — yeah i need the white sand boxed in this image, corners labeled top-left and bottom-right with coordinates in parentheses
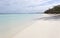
top-left (12, 14), bottom-right (60, 38)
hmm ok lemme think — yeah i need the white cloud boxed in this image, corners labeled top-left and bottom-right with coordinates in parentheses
top-left (0, 0), bottom-right (57, 13)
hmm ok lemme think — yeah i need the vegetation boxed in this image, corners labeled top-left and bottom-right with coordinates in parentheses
top-left (44, 5), bottom-right (60, 14)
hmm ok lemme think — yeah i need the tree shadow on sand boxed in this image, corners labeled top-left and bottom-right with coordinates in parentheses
top-left (36, 15), bottom-right (60, 21)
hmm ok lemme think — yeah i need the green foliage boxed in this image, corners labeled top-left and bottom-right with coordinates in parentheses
top-left (44, 5), bottom-right (60, 14)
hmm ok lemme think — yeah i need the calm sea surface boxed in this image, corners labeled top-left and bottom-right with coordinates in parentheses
top-left (0, 14), bottom-right (42, 38)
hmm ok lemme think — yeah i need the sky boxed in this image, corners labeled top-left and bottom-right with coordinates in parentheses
top-left (0, 0), bottom-right (60, 13)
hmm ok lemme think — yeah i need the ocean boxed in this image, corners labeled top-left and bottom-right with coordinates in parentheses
top-left (0, 14), bottom-right (42, 38)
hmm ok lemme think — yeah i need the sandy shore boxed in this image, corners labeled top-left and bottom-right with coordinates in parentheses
top-left (12, 14), bottom-right (60, 38)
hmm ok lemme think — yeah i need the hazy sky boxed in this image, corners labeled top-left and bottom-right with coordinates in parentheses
top-left (0, 0), bottom-right (60, 13)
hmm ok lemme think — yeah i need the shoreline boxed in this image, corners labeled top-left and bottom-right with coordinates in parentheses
top-left (12, 14), bottom-right (60, 38)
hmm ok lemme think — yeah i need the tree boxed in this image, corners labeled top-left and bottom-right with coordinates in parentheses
top-left (44, 5), bottom-right (60, 14)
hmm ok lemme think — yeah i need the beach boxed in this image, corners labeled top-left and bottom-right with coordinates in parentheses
top-left (0, 14), bottom-right (60, 38)
top-left (0, 14), bottom-right (41, 38)
top-left (12, 14), bottom-right (60, 38)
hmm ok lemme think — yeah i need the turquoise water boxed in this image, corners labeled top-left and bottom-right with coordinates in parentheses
top-left (0, 14), bottom-right (41, 38)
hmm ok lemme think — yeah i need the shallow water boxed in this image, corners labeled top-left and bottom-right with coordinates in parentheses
top-left (0, 14), bottom-right (41, 38)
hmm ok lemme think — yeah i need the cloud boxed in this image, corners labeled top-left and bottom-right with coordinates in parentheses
top-left (0, 0), bottom-right (59, 13)
top-left (28, 0), bottom-right (52, 7)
